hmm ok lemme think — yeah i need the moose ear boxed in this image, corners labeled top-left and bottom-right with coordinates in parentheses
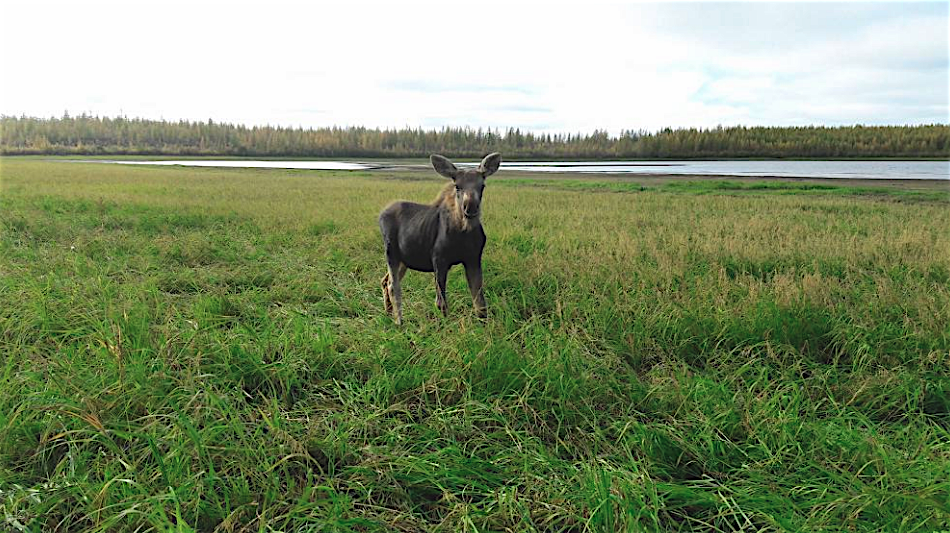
top-left (478, 152), bottom-right (502, 177)
top-left (430, 154), bottom-right (458, 179)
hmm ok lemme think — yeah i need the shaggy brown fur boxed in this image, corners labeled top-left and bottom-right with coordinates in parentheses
top-left (433, 182), bottom-right (472, 231)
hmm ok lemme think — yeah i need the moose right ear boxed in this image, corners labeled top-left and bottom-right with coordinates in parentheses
top-left (430, 154), bottom-right (459, 179)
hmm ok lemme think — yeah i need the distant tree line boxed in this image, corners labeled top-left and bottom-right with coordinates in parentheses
top-left (2, 114), bottom-right (948, 159)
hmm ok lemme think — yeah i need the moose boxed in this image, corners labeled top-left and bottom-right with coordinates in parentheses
top-left (378, 152), bottom-right (502, 324)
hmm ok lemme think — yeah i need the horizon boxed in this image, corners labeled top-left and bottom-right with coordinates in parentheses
top-left (5, 113), bottom-right (947, 139)
top-left (2, 1), bottom-right (947, 135)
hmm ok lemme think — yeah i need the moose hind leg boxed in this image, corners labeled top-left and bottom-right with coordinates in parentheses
top-left (381, 272), bottom-right (393, 315)
top-left (388, 262), bottom-right (404, 324)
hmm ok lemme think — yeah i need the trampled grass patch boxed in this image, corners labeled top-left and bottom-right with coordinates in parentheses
top-left (662, 179), bottom-right (950, 201)
top-left (496, 176), bottom-right (949, 202)
top-left (1, 159), bottom-right (949, 532)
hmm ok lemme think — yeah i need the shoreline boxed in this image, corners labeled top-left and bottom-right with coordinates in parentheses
top-left (490, 170), bottom-right (950, 190)
top-left (1, 153), bottom-right (948, 163)
top-left (4, 156), bottom-right (947, 191)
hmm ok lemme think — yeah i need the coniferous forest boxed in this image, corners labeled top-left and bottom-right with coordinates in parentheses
top-left (2, 114), bottom-right (948, 159)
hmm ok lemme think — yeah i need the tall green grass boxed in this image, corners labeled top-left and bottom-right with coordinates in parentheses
top-left (1, 159), bottom-right (949, 532)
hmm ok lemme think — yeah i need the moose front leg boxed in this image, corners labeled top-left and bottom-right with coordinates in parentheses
top-left (434, 263), bottom-right (449, 317)
top-left (464, 262), bottom-right (487, 318)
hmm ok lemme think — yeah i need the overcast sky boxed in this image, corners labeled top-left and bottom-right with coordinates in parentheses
top-left (2, 0), bottom-right (946, 134)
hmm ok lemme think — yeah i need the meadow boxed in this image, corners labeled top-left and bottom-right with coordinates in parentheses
top-left (1, 158), bottom-right (949, 532)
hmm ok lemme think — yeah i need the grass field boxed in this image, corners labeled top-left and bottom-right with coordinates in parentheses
top-left (1, 158), bottom-right (949, 532)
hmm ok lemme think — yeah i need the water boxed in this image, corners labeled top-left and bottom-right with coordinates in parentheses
top-left (491, 160), bottom-right (949, 180)
top-left (108, 159), bottom-right (371, 171)
top-left (90, 159), bottom-right (948, 180)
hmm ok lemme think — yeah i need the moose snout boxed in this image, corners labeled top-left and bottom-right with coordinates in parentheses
top-left (461, 193), bottom-right (480, 218)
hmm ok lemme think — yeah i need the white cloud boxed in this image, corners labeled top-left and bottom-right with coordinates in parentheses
top-left (1, 0), bottom-right (946, 134)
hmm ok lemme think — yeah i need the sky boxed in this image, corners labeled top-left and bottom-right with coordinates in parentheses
top-left (1, 0), bottom-right (946, 135)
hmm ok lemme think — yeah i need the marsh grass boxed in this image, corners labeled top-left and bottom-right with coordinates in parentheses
top-left (1, 159), bottom-right (949, 532)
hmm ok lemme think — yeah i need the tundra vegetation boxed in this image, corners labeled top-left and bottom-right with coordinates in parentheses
top-left (1, 159), bottom-right (949, 532)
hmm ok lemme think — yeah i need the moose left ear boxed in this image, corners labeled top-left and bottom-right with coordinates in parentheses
top-left (478, 152), bottom-right (502, 177)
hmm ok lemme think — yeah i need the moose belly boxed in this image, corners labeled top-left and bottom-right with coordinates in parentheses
top-left (398, 238), bottom-right (436, 272)
top-left (403, 256), bottom-right (434, 272)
